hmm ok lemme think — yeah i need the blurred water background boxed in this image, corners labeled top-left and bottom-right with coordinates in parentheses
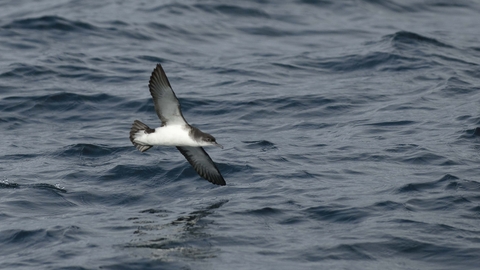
top-left (1, 0), bottom-right (480, 269)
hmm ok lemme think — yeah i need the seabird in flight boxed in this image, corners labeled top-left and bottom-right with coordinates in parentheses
top-left (129, 64), bottom-right (226, 185)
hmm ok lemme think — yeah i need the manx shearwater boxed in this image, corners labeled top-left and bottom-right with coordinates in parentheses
top-left (129, 64), bottom-right (226, 185)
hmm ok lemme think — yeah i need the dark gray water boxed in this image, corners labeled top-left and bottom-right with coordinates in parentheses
top-left (1, 1), bottom-right (480, 269)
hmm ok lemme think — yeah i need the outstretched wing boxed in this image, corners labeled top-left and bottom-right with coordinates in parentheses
top-left (176, 146), bottom-right (226, 185)
top-left (148, 64), bottom-right (187, 126)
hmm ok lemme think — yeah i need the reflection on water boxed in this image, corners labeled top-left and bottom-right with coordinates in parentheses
top-left (126, 200), bottom-right (228, 261)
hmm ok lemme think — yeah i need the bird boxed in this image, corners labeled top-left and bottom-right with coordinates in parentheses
top-left (129, 64), bottom-right (226, 185)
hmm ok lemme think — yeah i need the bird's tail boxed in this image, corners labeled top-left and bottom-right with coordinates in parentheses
top-left (130, 120), bottom-right (153, 152)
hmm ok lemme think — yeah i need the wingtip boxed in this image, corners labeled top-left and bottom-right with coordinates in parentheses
top-left (199, 169), bottom-right (226, 186)
top-left (154, 63), bottom-right (164, 74)
top-left (149, 63), bottom-right (172, 89)
top-left (212, 176), bottom-right (226, 186)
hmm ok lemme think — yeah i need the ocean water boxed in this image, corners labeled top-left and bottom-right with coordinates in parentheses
top-left (1, 0), bottom-right (480, 269)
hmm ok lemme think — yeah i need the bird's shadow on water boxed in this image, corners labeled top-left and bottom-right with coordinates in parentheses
top-left (124, 199), bottom-right (228, 261)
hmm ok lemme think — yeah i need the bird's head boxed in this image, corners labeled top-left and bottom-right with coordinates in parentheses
top-left (201, 133), bottom-right (223, 149)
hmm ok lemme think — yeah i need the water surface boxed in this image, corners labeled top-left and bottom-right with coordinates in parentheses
top-left (1, 1), bottom-right (480, 269)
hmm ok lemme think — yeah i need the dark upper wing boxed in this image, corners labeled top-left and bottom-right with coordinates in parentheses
top-left (148, 64), bottom-right (187, 126)
top-left (176, 146), bottom-right (226, 186)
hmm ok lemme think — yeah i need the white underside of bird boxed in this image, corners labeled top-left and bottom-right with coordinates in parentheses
top-left (132, 124), bottom-right (212, 147)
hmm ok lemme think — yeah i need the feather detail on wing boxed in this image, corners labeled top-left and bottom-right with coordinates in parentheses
top-left (176, 146), bottom-right (226, 185)
top-left (148, 64), bottom-right (187, 126)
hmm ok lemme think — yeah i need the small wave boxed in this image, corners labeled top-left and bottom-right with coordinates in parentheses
top-left (0, 181), bottom-right (20, 189)
top-left (58, 143), bottom-right (116, 158)
top-left (298, 243), bottom-right (374, 261)
top-left (142, 2), bottom-right (194, 13)
top-left (0, 62), bottom-right (123, 82)
top-left (397, 174), bottom-right (459, 193)
top-left (305, 204), bottom-right (369, 223)
top-left (384, 144), bottom-right (419, 153)
top-left (401, 152), bottom-right (457, 166)
top-left (25, 183), bottom-right (67, 193)
top-left (238, 26), bottom-right (293, 37)
top-left (364, 120), bottom-right (416, 127)
top-left (436, 76), bottom-right (478, 99)
top-left (368, 200), bottom-right (404, 211)
top-left (0, 64), bottom-right (56, 79)
top-left (140, 208), bottom-right (171, 214)
top-left (295, 51), bottom-right (425, 73)
top-left (360, 0), bottom-right (472, 13)
top-left (1, 92), bottom-right (122, 120)
top-left (195, 4), bottom-right (270, 18)
top-left (0, 180), bottom-right (66, 193)
top-left (298, 0), bottom-right (334, 7)
top-left (295, 30), bottom-right (456, 73)
top-left (2, 15), bottom-right (97, 32)
top-left (240, 207), bottom-right (283, 216)
top-left (243, 140), bottom-right (277, 151)
top-left (386, 31), bottom-right (453, 49)
top-left (0, 226), bottom-right (81, 251)
top-left (100, 163), bottom-right (170, 182)
top-left (0, 153), bottom-right (39, 162)
top-left (404, 195), bottom-right (471, 212)
top-left (448, 125), bottom-right (480, 141)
